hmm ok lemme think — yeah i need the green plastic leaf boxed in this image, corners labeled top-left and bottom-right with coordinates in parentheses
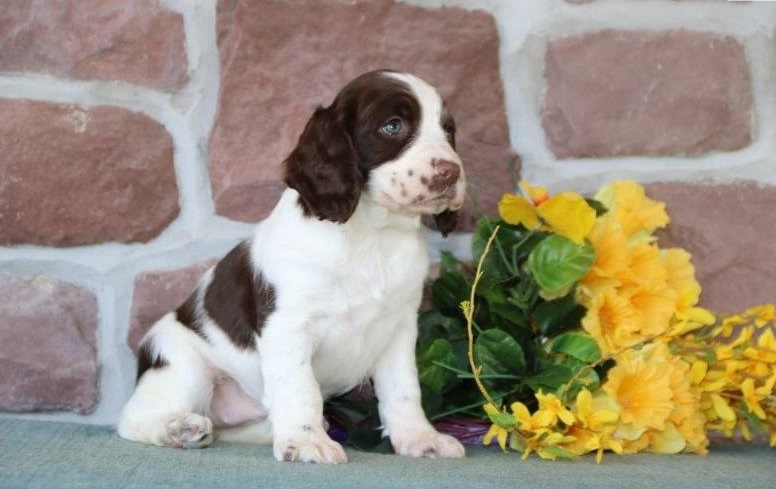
top-left (585, 198), bottom-right (608, 217)
top-left (524, 364), bottom-right (573, 393)
top-left (475, 329), bottom-right (527, 375)
top-left (417, 338), bottom-right (455, 392)
top-left (527, 235), bottom-right (595, 299)
top-left (439, 250), bottom-right (460, 276)
top-left (430, 267), bottom-right (470, 317)
top-left (531, 293), bottom-right (580, 336)
top-left (418, 309), bottom-right (465, 345)
top-left (550, 332), bottom-right (602, 363)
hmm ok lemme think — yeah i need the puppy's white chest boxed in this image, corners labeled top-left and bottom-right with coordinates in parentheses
top-left (310, 232), bottom-right (427, 393)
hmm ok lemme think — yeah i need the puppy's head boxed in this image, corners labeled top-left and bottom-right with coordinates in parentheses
top-left (283, 70), bottom-right (466, 236)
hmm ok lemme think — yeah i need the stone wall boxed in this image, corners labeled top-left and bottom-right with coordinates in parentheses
top-left (0, 0), bottom-right (774, 424)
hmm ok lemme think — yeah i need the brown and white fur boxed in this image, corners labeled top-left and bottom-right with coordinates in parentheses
top-left (118, 70), bottom-right (466, 463)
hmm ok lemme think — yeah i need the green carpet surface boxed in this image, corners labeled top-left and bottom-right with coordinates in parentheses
top-left (1, 419), bottom-right (773, 489)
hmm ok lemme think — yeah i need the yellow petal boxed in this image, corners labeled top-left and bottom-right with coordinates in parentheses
top-left (537, 192), bottom-right (596, 245)
top-left (649, 423), bottom-right (686, 454)
top-left (499, 194), bottom-right (540, 229)
top-left (510, 402), bottom-right (533, 426)
top-left (741, 379), bottom-right (767, 420)
top-left (690, 360), bottom-right (708, 385)
top-left (483, 424), bottom-right (508, 452)
top-left (710, 394), bottom-right (736, 422)
top-left (595, 180), bottom-right (669, 237)
top-left (687, 307), bottom-right (716, 326)
top-left (589, 409), bottom-right (619, 428)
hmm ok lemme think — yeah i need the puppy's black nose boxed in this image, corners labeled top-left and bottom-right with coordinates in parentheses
top-left (430, 159), bottom-right (461, 191)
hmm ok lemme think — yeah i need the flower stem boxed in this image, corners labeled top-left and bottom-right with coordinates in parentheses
top-left (463, 225), bottom-right (501, 408)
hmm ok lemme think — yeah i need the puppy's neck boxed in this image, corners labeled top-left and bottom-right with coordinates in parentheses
top-left (348, 195), bottom-right (422, 234)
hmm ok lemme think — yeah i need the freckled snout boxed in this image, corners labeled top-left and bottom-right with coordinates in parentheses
top-left (429, 159), bottom-right (461, 192)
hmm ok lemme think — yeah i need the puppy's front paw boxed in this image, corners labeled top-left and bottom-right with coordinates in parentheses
top-left (274, 430), bottom-right (348, 464)
top-left (392, 430), bottom-right (465, 459)
top-left (165, 413), bottom-right (213, 449)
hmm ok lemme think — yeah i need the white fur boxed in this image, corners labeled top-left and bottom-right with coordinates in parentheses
top-left (118, 73), bottom-right (466, 463)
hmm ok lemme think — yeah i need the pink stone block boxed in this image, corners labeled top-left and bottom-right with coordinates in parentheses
top-left (0, 274), bottom-right (99, 414)
top-left (128, 260), bottom-right (217, 353)
top-left (648, 180), bottom-right (776, 314)
top-left (0, 0), bottom-right (188, 90)
top-left (0, 100), bottom-right (179, 246)
top-left (211, 0), bottom-right (513, 227)
top-left (543, 30), bottom-right (752, 158)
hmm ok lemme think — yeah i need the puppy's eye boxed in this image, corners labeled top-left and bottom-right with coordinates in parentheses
top-left (380, 118), bottom-right (402, 136)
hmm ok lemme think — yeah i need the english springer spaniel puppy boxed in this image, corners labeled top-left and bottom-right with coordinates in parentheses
top-left (118, 70), bottom-right (466, 464)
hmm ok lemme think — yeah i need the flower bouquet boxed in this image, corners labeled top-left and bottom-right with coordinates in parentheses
top-left (325, 180), bottom-right (776, 461)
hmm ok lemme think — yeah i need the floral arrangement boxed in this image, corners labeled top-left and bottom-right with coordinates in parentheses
top-left (325, 180), bottom-right (776, 461)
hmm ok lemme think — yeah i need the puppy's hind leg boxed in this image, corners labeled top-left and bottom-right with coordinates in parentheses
top-left (118, 315), bottom-right (215, 449)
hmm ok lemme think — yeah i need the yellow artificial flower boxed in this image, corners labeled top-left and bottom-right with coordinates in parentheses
top-left (518, 431), bottom-right (577, 461)
top-left (623, 280), bottom-right (677, 337)
top-left (603, 347), bottom-right (675, 430)
top-left (595, 180), bottom-right (669, 239)
top-left (499, 193), bottom-right (540, 230)
top-left (741, 379), bottom-right (767, 420)
top-left (572, 389), bottom-right (620, 430)
top-left (498, 181), bottom-right (596, 244)
top-left (564, 390), bottom-right (623, 462)
top-left (536, 392), bottom-right (576, 426)
top-left (483, 403), bottom-right (511, 451)
top-left (748, 303), bottom-right (776, 326)
top-left (617, 242), bottom-right (668, 287)
top-left (746, 327), bottom-right (776, 363)
top-left (536, 192), bottom-right (597, 245)
top-left (510, 401), bottom-right (552, 432)
top-left (579, 216), bottom-right (630, 300)
top-left (581, 287), bottom-right (642, 354)
top-left (662, 248), bottom-right (701, 311)
top-left (483, 421), bottom-right (510, 451)
top-left (675, 411), bottom-right (710, 455)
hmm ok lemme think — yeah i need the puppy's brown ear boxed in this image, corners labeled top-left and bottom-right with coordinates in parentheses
top-left (432, 209), bottom-right (459, 237)
top-left (283, 106), bottom-right (362, 223)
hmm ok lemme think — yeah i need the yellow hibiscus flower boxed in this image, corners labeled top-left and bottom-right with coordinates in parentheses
top-left (603, 346), bottom-right (675, 430)
top-left (661, 248), bottom-right (701, 310)
top-left (498, 181), bottom-right (596, 245)
top-left (617, 242), bottom-right (668, 287)
top-left (537, 192), bottom-right (597, 245)
top-left (498, 193), bottom-right (540, 230)
top-left (595, 180), bottom-right (669, 239)
top-left (622, 280), bottom-right (677, 337)
top-left (579, 216), bottom-right (630, 301)
top-left (581, 287), bottom-right (642, 354)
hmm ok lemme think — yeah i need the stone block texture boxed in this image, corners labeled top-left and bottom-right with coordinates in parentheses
top-left (542, 30), bottom-right (752, 158)
top-left (0, 100), bottom-right (179, 246)
top-left (128, 259), bottom-right (217, 352)
top-left (0, 0), bottom-right (188, 90)
top-left (210, 0), bottom-right (513, 225)
top-left (0, 274), bottom-right (99, 414)
top-left (648, 180), bottom-right (776, 314)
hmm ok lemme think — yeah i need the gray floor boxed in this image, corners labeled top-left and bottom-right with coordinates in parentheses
top-left (0, 419), bottom-right (773, 489)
